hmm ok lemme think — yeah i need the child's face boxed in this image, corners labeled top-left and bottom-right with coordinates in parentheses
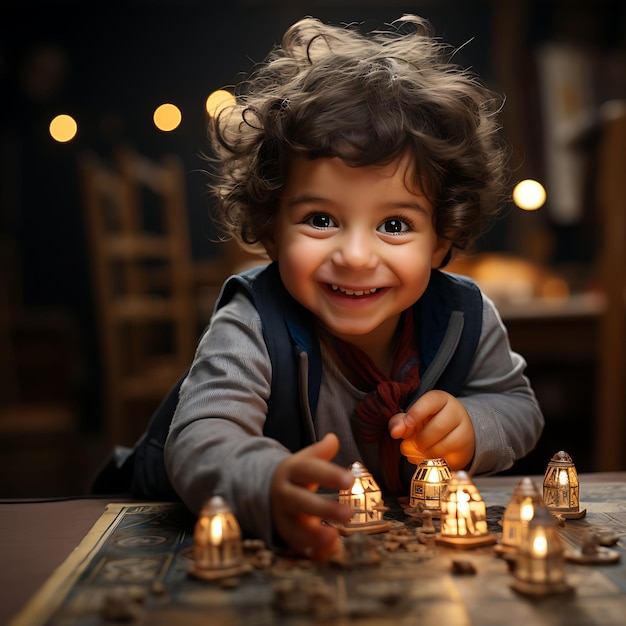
top-left (264, 154), bottom-right (451, 347)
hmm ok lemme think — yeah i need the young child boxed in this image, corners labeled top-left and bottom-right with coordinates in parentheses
top-left (163, 15), bottom-right (544, 561)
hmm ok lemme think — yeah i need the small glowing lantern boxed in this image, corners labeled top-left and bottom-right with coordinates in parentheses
top-left (409, 458), bottom-right (451, 517)
top-left (437, 471), bottom-right (496, 548)
top-left (500, 477), bottom-right (544, 551)
top-left (337, 461), bottom-right (392, 535)
top-left (188, 496), bottom-right (251, 581)
top-left (511, 506), bottom-right (574, 597)
top-left (542, 451), bottom-right (586, 519)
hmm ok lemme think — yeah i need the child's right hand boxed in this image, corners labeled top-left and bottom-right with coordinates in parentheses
top-left (270, 433), bottom-right (354, 561)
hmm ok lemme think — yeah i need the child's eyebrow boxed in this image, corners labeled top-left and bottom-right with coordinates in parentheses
top-left (283, 194), bottom-right (433, 218)
top-left (386, 201), bottom-right (431, 214)
top-left (283, 193), bottom-right (329, 208)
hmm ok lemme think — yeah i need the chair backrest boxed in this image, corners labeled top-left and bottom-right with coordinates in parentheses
top-left (79, 147), bottom-right (197, 447)
top-left (594, 101), bottom-right (626, 471)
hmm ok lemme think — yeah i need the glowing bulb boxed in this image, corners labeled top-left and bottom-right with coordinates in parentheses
top-left (513, 179), bottom-right (546, 211)
top-left (49, 114), bottom-right (77, 142)
top-left (426, 467), bottom-right (440, 482)
top-left (351, 481), bottom-right (365, 495)
top-left (457, 490), bottom-right (471, 517)
top-left (153, 103), bottom-right (182, 131)
top-left (210, 516), bottom-right (223, 544)
top-left (206, 89), bottom-right (236, 118)
top-left (520, 500), bottom-right (535, 522)
top-left (532, 534), bottom-right (548, 557)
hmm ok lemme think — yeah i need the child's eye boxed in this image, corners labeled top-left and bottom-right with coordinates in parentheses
top-left (305, 213), bottom-right (336, 229)
top-left (378, 218), bottom-right (412, 234)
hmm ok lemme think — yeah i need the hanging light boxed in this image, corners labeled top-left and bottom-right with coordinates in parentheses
top-left (542, 451), bottom-right (586, 519)
top-left (188, 496), bottom-right (252, 581)
top-left (511, 506), bottom-right (574, 597)
top-left (437, 471), bottom-right (496, 548)
top-left (337, 461), bottom-right (392, 535)
top-left (499, 477), bottom-right (544, 552)
top-left (409, 458), bottom-right (451, 517)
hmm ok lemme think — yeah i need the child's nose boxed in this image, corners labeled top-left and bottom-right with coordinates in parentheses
top-left (332, 230), bottom-right (378, 269)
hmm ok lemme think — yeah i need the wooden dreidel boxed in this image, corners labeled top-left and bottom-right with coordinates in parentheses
top-left (543, 451), bottom-right (586, 519)
top-left (336, 461), bottom-right (392, 535)
top-left (511, 506), bottom-right (574, 598)
top-left (189, 495), bottom-right (252, 582)
top-left (436, 471), bottom-right (496, 548)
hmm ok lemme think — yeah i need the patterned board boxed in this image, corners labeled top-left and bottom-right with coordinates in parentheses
top-left (11, 484), bottom-right (626, 626)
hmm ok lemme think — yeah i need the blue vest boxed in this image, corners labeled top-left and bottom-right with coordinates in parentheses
top-left (94, 262), bottom-right (482, 498)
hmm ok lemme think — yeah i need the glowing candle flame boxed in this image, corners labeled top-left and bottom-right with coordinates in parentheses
top-left (426, 467), bottom-right (440, 482)
top-left (210, 516), bottom-right (223, 545)
top-left (520, 500), bottom-right (535, 522)
top-left (532, 534), bottom-right (548, 558)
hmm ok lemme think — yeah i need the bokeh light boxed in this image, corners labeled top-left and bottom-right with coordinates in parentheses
top-left (153, 103), bottom-right (182, 131)
top-left (206, 89), bottom-right (236, 118)
top-left (512, 179), bottom-right (547, 211)
top-left (49, 114), bottom-right (78, 142)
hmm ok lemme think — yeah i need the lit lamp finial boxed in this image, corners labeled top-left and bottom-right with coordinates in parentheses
top-left (498, 477), bottom-right (544, 553)
top-left (408, 458), bottom-right (451, 518)
top-left (436, 471), bottom-right (496, 548)
top-left (511, 506), bottom-right (574, 597)
top-left (542, 451), bottom-right (586, 519)
top-left (337, 461), bottom-right (392, 535)
top-left (189, 496), bottom-right (252, 581)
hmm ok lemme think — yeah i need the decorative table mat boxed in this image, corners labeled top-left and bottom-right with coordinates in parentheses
top-left (11, 484), bottom-right (626, 626)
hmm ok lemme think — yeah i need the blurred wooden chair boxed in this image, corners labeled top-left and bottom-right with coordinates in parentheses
top-left (594, 101), bottom-right (626, 471)
top-left (79, 147), bottom-right (200, 448)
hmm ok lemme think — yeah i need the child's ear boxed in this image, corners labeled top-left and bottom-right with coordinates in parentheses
top-left (432, 238), bottom-right (453, 269)
top-left (262, 235), bottom-right (279, 261)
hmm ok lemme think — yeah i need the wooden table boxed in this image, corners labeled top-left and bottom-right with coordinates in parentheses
top-left (2, 473), bottom-right (625, 626)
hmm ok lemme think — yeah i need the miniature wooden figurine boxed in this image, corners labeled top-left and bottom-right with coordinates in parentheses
top-left (511, 506), bottom-right (574, 598)
top-left (543, 451), bottom-right (586, 519)
top-left (565, 530), bottom-right (621, 565)
top-left (336, 461), bottom-right (392, 535)
top-left (408, 457), bottom-right (451, 517)
top-left (436, 471), bottom-right (496, 548)
top-left (188, 495), bottom-right (252, 582)
top-left (499, 477), bottom-right (544, 552)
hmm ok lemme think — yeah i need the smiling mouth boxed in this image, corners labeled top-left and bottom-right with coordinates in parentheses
top-left (330, 284), bottom-right (381, 297)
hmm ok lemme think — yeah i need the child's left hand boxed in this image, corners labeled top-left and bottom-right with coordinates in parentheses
top-left (388, 390), bottom-right (475, 470)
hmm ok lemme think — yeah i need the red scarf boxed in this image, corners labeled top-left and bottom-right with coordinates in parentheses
top-left (331, 312), bottom-right (420, 494)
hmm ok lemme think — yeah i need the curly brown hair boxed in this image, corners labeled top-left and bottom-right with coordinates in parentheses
top-left (208, 15), bottom-right (509, 257)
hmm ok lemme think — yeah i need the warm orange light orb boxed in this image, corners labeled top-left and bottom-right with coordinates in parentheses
top-left (153, 103), bottom-right (182, 131)
top-left (513, 179), bottom-right (546, 211)
top-left (49, 114), bottom-right (78, 142)
top-left (206, 89), bottom-right (236, 118)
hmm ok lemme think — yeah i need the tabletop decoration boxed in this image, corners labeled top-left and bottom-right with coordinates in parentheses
top-left (188, 495), bottom-right (252, 582)
top-left (565, 530), bottom-right (621, 565)
top-left (511, 505), bottom-right (574, 598)
top-left (336, 461), bottom-right (392, 535)
top-left (436, 470), bottom-right (496, 548)
top-left (498, 476), bottom-right (544, 554)
top-left (543, 451), bottom-right (587, 519)
top-left (408, 457), bottom-right (451, 518)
